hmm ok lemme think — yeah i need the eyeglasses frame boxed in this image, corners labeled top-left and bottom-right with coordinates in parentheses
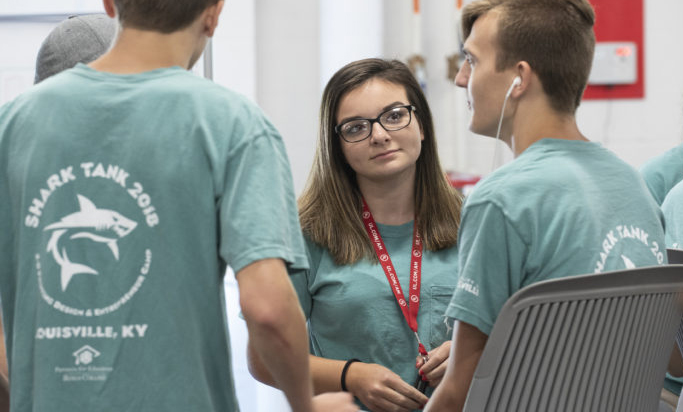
top-left (334, 104), bottom-right (417, 143)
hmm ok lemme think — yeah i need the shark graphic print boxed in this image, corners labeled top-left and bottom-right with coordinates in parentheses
top-left (26, 162), bottom-right (159, 318)
top-left (24, 162), bottom-right (159, 384)
top-left (44, 194), bottom-right (138, 291)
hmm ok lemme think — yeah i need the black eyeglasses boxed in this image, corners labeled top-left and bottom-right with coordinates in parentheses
top-left (335, 105), bottom-right (416, 143)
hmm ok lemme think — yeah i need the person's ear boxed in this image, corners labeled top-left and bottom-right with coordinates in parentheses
top-left (204, 1), bottom-right (225, 37)
top-left (102, 0), bottom-right (117, 19)
top-left (509, 61), bottom-right (532, 98)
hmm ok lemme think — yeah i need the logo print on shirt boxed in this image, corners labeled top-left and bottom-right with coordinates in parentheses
top-left (621, 255), bottom-right (636, 269)
top-left (73, 345), bottom-right (100, 365)
top-left (593, 225), bottom-right (664, 272)
top-left (44, 194), bottom-right (138, 291)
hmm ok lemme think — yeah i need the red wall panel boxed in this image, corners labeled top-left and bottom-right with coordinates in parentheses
top-left (583, 0), bottom-right (644, 100)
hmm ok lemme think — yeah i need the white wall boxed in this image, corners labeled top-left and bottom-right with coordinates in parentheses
top-left (0, 0), bottom-right (101, 15)
top-left (320, 0), bottom-right (383, 90)
top-left (576, 0), bottom-right (683, 167)
top-left (254, 0), bottom-right (320, 195)
top-left (212, 0), bottom-right (256, 101)
top-left (0, 22), bottom-right (53, 103)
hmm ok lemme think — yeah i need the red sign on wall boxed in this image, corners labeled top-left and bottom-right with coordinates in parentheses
top-left (583, 0), bottom-right (644, 100)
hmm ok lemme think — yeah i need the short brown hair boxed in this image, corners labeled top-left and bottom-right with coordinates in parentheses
top-left (462, 0), bottom-right (596, 113)
top-left (114, 0), bottom-right (219, 33)
top-left (298, 58), bottom-right (462, 265)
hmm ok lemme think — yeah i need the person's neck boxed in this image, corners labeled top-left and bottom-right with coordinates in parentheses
top-left (89, 27), bottom-right (202, 74)
top-left (358, 170), bottom-right (416, 226)
top-left (507, 99), bottom-right (588, 157)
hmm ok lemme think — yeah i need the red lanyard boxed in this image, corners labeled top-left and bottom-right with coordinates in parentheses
top-left (361, 199), bottom-right (428, 357)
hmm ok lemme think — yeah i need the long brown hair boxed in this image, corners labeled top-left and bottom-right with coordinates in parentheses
top-left (298, 58), bottom-right (462, 265)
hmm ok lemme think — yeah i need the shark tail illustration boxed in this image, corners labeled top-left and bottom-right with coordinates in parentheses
top-left (46, 229), bottom-right (67, 259)
top-left (60, 248), bottom-right (98, 291)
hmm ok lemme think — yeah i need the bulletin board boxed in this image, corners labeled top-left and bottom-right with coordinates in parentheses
top-left (583, 0), bottom-right (644, 100)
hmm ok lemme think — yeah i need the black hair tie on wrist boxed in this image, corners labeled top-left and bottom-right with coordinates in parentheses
top-left (341, 358), bottom-right (361, 392)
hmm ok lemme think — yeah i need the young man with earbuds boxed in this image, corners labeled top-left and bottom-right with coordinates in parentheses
top-left (425, 0), bottom-right (665, 410)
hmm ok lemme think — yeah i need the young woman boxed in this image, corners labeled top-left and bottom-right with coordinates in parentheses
top-left (254, 58), bottom-right (462, 412)
top-left (299, 58), bottom-right (464, 411)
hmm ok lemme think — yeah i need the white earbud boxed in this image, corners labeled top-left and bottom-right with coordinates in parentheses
top-left (492, 76), bottom-right (522, 171)
top-left (505, 76), bottom-right (522, 98)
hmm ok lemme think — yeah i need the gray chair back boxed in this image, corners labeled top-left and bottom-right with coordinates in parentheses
top-left (667, 249), bottom-right (683, 357)
top-left (668, 249), bottom-right (683, 264)
top-left (464, 265), bottom-right (683, 412)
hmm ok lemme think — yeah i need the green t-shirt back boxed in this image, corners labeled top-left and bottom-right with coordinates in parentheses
top-left (0, 64), bottom-right (307, 411)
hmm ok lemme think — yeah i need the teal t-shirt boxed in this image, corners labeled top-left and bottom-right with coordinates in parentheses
top-left (0, 64), bottom-right (307, 411)
top-left (660, 180), bottom-right (683, 395)
top-left (447, 139), bottom-right (666, 336)
top-left (291, 222), bottom-right (458, 408)
top-left (640, 144), bottom-right (683, 205)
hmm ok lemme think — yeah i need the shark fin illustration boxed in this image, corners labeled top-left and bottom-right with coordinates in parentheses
top-left (61, 248), bottom-right (98, 291)
top-left (76, 194), bottom-right (98, 213)
top-left (621, 255), bottom-right (636, 269)
top-left (44, 195), bottom-right (98, 231)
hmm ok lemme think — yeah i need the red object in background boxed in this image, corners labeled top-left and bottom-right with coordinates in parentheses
top-left (583, 0), bottom-right (644, 100)
top-left (447, 171), bottom-right (481, 194)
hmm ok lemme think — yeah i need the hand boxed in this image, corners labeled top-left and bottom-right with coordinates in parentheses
top-left (312, 392), bottom-right (359, 412)
top-left (415, 341), bottom-right (451, 388)
top-left (346, 361), bottom-right (429, 412)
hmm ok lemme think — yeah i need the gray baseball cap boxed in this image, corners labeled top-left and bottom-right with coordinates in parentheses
top-left (34, 14), bottom-right (117, 84)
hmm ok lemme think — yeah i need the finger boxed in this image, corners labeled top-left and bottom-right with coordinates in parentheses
top-left (363, 392), bottom-right (406, 412)
top-left (423, 360), bottom-right (448, 382)
top-left (415, 355), bottom-right (426, 369)
top-left (360, 379), bottom-right (419, 412)
top-left (421, 343), bottom-right (451, 375)
top-left (369, 395), bottom-right (415, 412)
top-left (389, 379), bottom-right (430, 407)
top-left (419, 356), bottom-right (442, 375)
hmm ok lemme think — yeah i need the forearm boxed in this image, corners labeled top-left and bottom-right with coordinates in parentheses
top-left (0, 316), bottom-right (7, 389)
top-left (424, 369), bottom-right (465, 411)
top-left (424, 321), bottom-right (487, 412)
top-left (238, 259), bottom-right (314, 412)
top-left (251, 351), bottom-right (349, 394)
top-left (0, 316), bottom-right (9, 411)
top-left (246, 309), bottom-right (312, 410)
top-left (309, 355), bottom-right (347, 394)
top-left (246, 340), bottom-right (275, 385)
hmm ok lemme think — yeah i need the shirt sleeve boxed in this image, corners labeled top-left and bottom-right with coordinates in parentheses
top-left (640, 146), bottom-right (683, 206)
top-left (445, 201), bottom-right (527, 336)
top-left (662, 181), bottom-right (683, 249)
top-left (217, 114), bottom-right (308, 274)
top-left (288, 237), bottom-right (324, 319)
top-left (640, 164), bottom-right (666, 205)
